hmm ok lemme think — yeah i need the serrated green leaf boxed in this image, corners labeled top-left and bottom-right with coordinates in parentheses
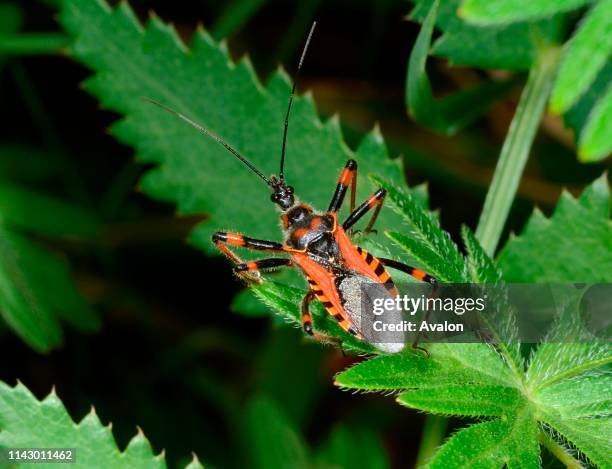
top-left (526, 294), bottom-right (611, 390)
top-left (314, 425), bottom-right (389, 469)
top-left (459, 0), bottom-right (590, 25)
top-left (536, 373), bottom-right (612, 418)
top-left (527, 339), bottom-right (611, 393)
top-left (428, 405), bottom-right (540, 469)
top-left (411, 0), bottom-right (564, 70)
top-left (0, 223), bottom-right (98, 352)
top-left (461, 226), bottom-right (502, 283)
top-left (550, 0), bottom-right (612, 115)
top-left (247, 395), bottom-right (310, 469)
top-left (334, 343), bottom-right (515, 391)
top-left (397, 384), bottom-right (522, 417)
top-left (183, 454), bottom-right (205, 469)
top-left (372, 175), bottom-right (466, 282)
top-left (579, 82), bottom-right (612, 161)
top-left (460, 225), bottom-right (524, 371)
top-left (406, 0), bottom-right (516, 135)
top-left (60, 0), bottom-right (404, 261)
top-left (0, 182), bottom-right (99, 238)
top-left (0, 381), bottom-right (178, 468)
top-left (540, 412), bottom-right (612, 468)
top-left (498, 175), bottom-right (612, 282)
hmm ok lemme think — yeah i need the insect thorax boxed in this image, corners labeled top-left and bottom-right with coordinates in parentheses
top-left (285, 211), bottom-right (336, 254)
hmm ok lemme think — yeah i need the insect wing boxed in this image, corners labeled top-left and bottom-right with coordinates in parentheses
top-left (338, 272), bottom-right (405, 353)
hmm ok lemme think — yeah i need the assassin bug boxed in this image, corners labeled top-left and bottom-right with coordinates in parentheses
top-left (145, 22), bottom-right (437, 354)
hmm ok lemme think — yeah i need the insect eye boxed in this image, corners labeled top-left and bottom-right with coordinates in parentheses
top-left (287, 186), bottom-right (294, 194)
top-left (271, 193), bottom-right (279, 202)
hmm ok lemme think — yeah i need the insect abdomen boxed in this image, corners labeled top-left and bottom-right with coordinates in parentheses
top-left (306, 276), bottom-right (362, 338)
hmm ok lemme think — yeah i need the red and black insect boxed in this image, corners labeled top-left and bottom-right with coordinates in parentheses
top-left (145, 23), bottom-right (437, 354)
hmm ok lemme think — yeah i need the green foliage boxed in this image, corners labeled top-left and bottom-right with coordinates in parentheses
top-left (0, 8), bottom-right (99, 352)
top-left (497, 174), bottom-right (612, 282)
top-left (211, 0), bottom-right (269, 40)
top-left (247, 395), bottom-right (390, 469)
top-left (0, 157), bottom-right (99, 351)
top-left (0, 2), bottom-right (22, 71)
top-left (0, 213), bottom-right (98, 352)
top-left (57, 1), bottom-right (612, 467)
top-left (314, 425), bottom-right (389, 469)
top-left (60, 0), bottom-right (404, 260)
top-left (459, 0), bottom-right (590, 24)
top-left (579, 82), bottom-right (612, 161)
top-left (410, 0), bottom-right (612, 161)
top-left (0, 381), bottom-right (204, 469)
top-left (405, 0), bottom-right (516, 135)
top-left (0, 0), bottom-right (67, 56)
top-left (410, 0), bottom-right (563, 70)
top-left (564, 62), bottom-right (612, 160)
top-left (247, 396), bottom-right (310, 469)
top-left (549, 0), bottom-right (612, 115)
top-left (336, 331), bottom-right (611, 467)
top-left (0, 32), bottom-right (68, 55)
top-left (550, 0), bottom-right (612, 161)
top-left (461, 226), bottom-right (502, 283)
top-left (428, 406), bottom-right (540, 469)
top-left (334, 179), bottom-right (611, 468)
top-left (0, 182), bottom-right (99, 238)
top-left (372, 175), bottom-right (466, 282)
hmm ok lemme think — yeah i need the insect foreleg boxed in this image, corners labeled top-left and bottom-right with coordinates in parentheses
top-left (342, 187), bottom-right (386, 234)
top-left (212, 232), bottom-right (287, 283)
top-left (235, 258), bottom-right (292, 277)
top-left (213, 232), bottom-right (285, 252)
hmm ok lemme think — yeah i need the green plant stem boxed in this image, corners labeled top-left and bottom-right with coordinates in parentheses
top-left (415, 414), bottom-right (448, 468)
top-left (475, 47), bottom-right (561, 255)
top-left (0, 33), bottom-right (68, 55)
top-left (539, 430), bottom-right (584, 468)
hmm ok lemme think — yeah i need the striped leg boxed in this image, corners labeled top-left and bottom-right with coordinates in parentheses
top-left (235, 258), bottom-right (292, 277)
top-left (212, 232), bottom-right (286, 283)
top-left (378, 257), bottom-right (438, 358)
top-left (301, 291), bottom-right (344, 348)
top-left (342, 187), bottom-right (386, 234)
top-left (377, 258), bottom-right (437, 286)
top-left (328, 159), bottom-right (357, 214)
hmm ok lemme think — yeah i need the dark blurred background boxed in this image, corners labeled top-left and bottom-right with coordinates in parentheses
top-left (0, 0), bottom-right (608, 467)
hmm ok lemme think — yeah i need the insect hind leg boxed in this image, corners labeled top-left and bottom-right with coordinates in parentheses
top-left (378, 257), bottom-right (437, 358)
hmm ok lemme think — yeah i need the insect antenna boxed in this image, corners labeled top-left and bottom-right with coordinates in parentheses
top-left (279, 21), bottom-right (317, 182)
top-left (142, 97), bottom-right (271, 185)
